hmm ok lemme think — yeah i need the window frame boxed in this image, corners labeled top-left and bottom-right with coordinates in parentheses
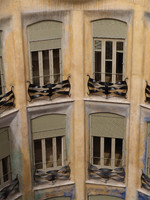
top-left (93, 38), bottom-right (126, 83)
top-left (90, 113), bottom-right (126, 170)
top-left (33, 135), bottom-right (66, 172)
top-left (0, 127), bottom-right (12, 190)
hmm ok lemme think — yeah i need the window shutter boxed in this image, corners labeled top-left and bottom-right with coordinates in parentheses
top-left (0, 128), bottom-right (10, 159)
top-left (28, 21), bottom-right (62, 51)
top-left (92, 19), bottom-right (127, 39)
top-left (90, 113), bottom-right (125, 139)
top-left (32, 114), bottom-right (66, 140)
top-left (89, 195), bottom-right (122, 200)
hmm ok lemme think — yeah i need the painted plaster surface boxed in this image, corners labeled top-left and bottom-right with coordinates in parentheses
top-left (0, 0), bottom-right (150, 200)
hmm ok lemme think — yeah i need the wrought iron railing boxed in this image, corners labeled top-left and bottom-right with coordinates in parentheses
top-left (88, 163), bottom-right (125, 183)
top-left (141, 171), bottom-right (150, 190)
top-left (0, 86), bottom-right (15, 114)
top-left (145, 81), bottom-right (150, 103)
top-left (0, 175), bottom-right (19, 199)
top-left (28, 76), bottom-right (71, 101)
top-left (34, 165), bottom-right (70, 184)
top-left (87, 75), bottom-right (128, 99)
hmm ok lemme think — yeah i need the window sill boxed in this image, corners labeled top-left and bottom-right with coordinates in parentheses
top-left (84, 96), bottom-right (130, 105)
top-left (6, 192), bottom-right (22, 200)
top-left (138, 188), bottom-right (150, 197)
top-left (27, 98), bottom-right (74, 108)
top-left (86, 179), bottom-right (125, 188)
top-left (34, 180), bottom-right (75, 191)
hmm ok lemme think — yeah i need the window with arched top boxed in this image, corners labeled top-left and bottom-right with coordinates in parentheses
top-left (92, 19), bottom-right (127, 83)
top-left (31, 114), bottom-right (66, 171)
top-left (27, 21), bottom-right (62, 86)
top-left (90, 113), bottom-right (126, 169)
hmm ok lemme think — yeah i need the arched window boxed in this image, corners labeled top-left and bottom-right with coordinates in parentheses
top-left (92, 19), bottom-right (127, 83)
top-left (31, 114), bottom-right (66, 171)
top-left (90, 113), bottom-right (126, 169)
top-left (28, 21), bottom-right (62, 86)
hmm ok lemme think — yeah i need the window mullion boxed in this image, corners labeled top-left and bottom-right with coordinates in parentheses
top-left (59, 49), bottom-right (62, 82)
top-left (101, 137), bottom-right (104, 167)
top-left (102, 40), bottom-right (105, 82)
top-left (0, 160), bottom-right (3, 185)
top-left (112, 41), bottom-right (116, 83)
top-left (42, 139), bottom-right (46, 171)
top-left (91, 136), bottom-right (93, 164)
top-left (49, 50), bottom-right (54, 83)
top-left (38, 51), bottom-right (44, 86)
top-left (111, 138), bottom-right (115, 168)
top-left (62, 137), bottom-right (65, 166)
top-left (53, 138), bottom-right (57, 168)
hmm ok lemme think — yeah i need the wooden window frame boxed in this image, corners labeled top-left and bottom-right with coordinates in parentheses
top-left (91, 136), bottom-right (125, 169)
top-left (33, 136), bottom-right (66, 171)
top-left (93, 38), bottom-right (125, 83)
top-left (30, 48), bottom-right (62, 86)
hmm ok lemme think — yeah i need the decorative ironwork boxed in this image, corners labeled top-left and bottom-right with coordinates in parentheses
top-left (0, 175), bottom-right (19, 199)
top-left (145, 81), bottom-right (150, 103)
top-left (88, 163), bottom-right (125, 183)
top-left (0, 87), bottom-right (15, 113)
top-left (34, 165), bottom-right (70, 184)
top-left (87, 75), bottom-right (128, 98)
top-left (28, 76), bottom-right (71, 101)
top-left (141, 171), bottom-right (150, 190)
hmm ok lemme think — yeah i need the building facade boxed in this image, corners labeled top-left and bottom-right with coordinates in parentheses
top-left (0, 0), bottom-right (150, 200)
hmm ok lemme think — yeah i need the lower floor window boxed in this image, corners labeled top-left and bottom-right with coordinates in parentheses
top-left (0, 156), bottom-right (11, 188)
top-left (34, 136), bottom-right (65, 171)
top-left (92, 136), bottom-right (124, 168)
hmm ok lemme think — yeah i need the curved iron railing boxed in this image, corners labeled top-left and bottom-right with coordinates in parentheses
top-left (88, 163), bottom-right (125, 183)
top-left (87, 75), bottom-right (128, 99)
top-left (0, 175), bottom-right (19, 200)
top-left (34, 165), bottom-right (70, 184)
top-left (28, 76), bottom-right (71, 101)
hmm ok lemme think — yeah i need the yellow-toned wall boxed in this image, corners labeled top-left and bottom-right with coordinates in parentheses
top-left (1, 0), bottom-right (150, 200)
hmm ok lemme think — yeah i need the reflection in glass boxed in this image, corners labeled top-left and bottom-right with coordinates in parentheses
top-left (46, 138), bottom-right (53, 168)
top-left (95, 52), bottom-right (101, 81)
top-left (31, 51), bottom-right (39, 85)
top-left (2, 157), bottom-right (9, 182)
top-left (115, 139), bottom-right (123, 167)
top-left (56, 137), bottom-right (62, 166)
top-left (53, 49), bottom-right (60, 83)
top-left (93, 136), bottom-right (100, 165)
top-left (34, 140), bottom-right (42, 169)
top-left (104, 137), bottom-right (111, 166)
top-left (43, 50), bottom-right (50, 85)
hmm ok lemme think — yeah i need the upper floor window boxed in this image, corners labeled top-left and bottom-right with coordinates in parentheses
top-left (0, 128), bottom-right (11, 189)
top-left (31, 114), bottom-right (66, 171)
top-left (90, 113), bottom-right (126, 169)
top-left (92, 19), bottom-right (127, 82)
top-left (0, 32), bottom-right (5, 96)
top-left (27, 21), bottom-right (62, 86)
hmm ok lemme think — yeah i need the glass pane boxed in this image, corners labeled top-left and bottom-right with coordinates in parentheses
top-left (34, 140), bottom-right (42, 169)
top-left (0, 57), bottom-right (2, 95)
top-left (2, 157), bottom-right (9, 182)
top-left (53, 49), bottom-right (60, 83)
top-left (93, 136), bottom-right (100, 165)
top-left (115, 139), bottom-right (123, 167)
top-left (95, 52), bottom-right (101, 81)
top-left (116, 52), bottom-right (123, 82)
top-left (46, 138), bottom-right (53, 168)
top-left (95, 40), bottom-right (101, 50)
top-left (56, 137), bottom-right (62, 166)
top-left (104, 137), bottom-right (111, 166)
top-left (105, 61), bottom-right (112, 82)
top-left (43, 50), bottom-right (50, 85)
top-left (117, 42), bottom-right (123, 51)
top-left (106, 41), bottom-right (112, 59)
top-left (31, 51), bottom-right (39, 85)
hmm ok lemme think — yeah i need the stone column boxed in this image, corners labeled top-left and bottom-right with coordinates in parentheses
top-left (126, 6), bottom-right (144, 200)
top-left (12, 3), bottom-right (33, 199)
top-left (71, 10), bottom-right (85, 200)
